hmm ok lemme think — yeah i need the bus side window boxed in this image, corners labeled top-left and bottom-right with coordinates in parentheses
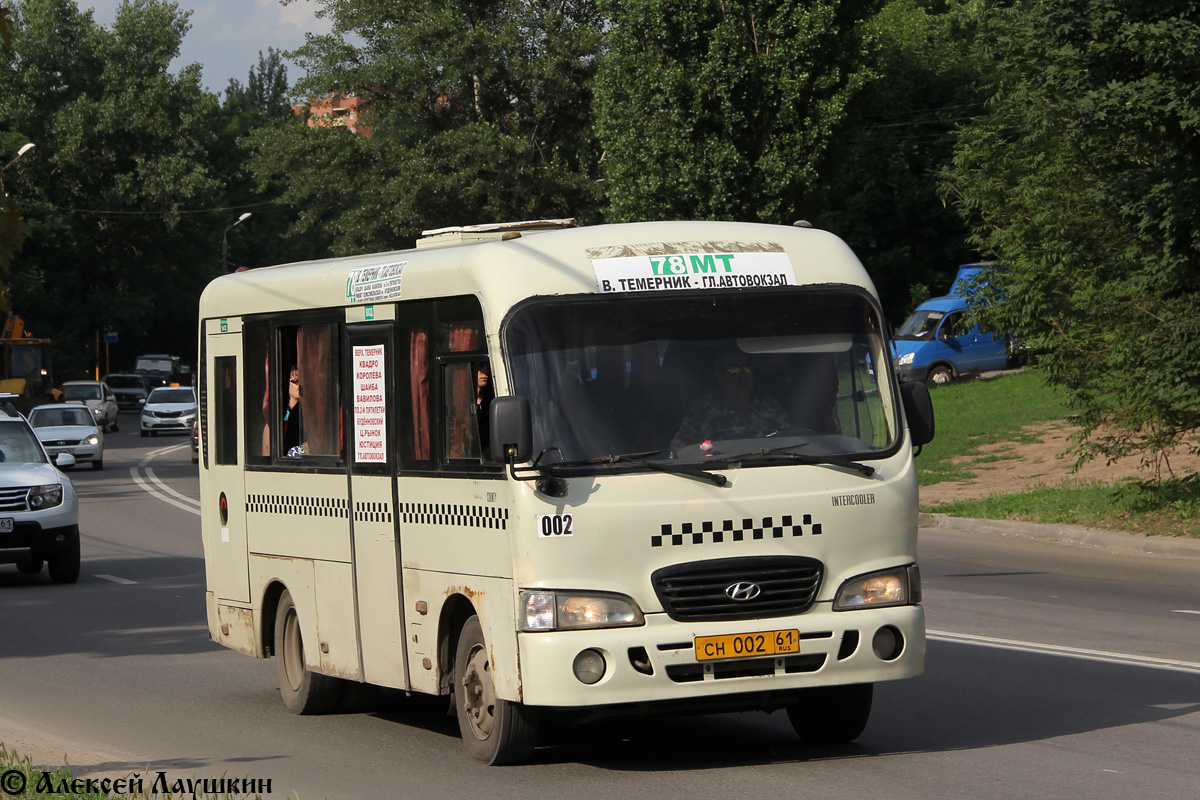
top-left (444, 361), bottom-right (482, 461)
top-left (399, 305), bottom-right (435, 470)
top-left (215, 356), bottom-right (238, 465)
top-left (295, 323), bottom-right (340, 457)
top-left (243, 322), bottom-right (270, 466)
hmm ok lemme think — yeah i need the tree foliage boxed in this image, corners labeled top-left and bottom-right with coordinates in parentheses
top-left (224, 47), bottom-right (293, 120)
top-left (595, 0), bottom-right (882, 224)
top-left (818, 0), bottom-right (984, 322)
top-left (0, 0), bottom-right (224, 377)
top-left (248, 0), bottom-right (605, 254)
top-left (944, 0), bottom-right (1200, 468)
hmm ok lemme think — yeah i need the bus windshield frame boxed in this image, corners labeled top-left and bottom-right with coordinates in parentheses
top-left (501, 286), bottom-right (901, 470)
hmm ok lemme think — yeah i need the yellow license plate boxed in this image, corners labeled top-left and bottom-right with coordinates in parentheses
top-left (695, 629), bottom-right (802, 662)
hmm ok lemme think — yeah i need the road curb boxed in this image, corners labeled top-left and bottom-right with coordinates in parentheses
top-left (919, 512), bottom-right (1200, 557)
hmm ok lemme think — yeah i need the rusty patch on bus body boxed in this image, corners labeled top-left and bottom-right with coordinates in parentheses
top-left (444, 584), bottom-right (484, 602)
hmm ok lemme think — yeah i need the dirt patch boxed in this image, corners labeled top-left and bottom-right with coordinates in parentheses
top-left (920, 421), bottom-right (1200, 507)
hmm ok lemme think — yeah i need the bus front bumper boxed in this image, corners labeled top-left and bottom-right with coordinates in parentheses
top-left (516, 603), bottom-right (925, 708)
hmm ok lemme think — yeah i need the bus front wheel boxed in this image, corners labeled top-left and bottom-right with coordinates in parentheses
top-left (453, 615), bottom-right (539, 765)
top-left (274, 589), bottom-right (341, 714)
top-left (787, 683), bottom-right (873, 746)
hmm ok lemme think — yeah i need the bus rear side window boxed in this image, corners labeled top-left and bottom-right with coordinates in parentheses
top-left (214, 356), bottom-right (238, 465)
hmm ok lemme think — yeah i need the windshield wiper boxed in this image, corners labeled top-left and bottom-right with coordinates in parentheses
top-left (713, 443), bottom-right (876, 477)
top-left (541, 450), bottom-right (729, 488)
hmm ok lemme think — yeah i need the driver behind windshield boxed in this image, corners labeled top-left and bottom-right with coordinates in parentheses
top-left (669, 349), bottom-right (788, 455)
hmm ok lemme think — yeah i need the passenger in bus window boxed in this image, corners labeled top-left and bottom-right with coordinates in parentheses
top-left (283, 364), bottom-right (304, 456)
top-left (668, 349), bottom-right (788, 455)
top-left (475, 361), bottom-right (492, 458)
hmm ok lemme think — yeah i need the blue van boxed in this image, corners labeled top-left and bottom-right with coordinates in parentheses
top-left (891, 294), bottom-right (1009, 385)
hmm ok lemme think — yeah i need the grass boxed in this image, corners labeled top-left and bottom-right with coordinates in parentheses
top-left (915, 371), bottom-right (1200, 539)
top-left (928, 479), bottom-right (1200, 538)
top-left (915, 370), bottom-right (1072, 484)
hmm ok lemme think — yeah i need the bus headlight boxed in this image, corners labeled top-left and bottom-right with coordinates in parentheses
top-left (521, 591), bottom-right (645, 631)
top-left (897, 352), bottom-right (915, 366)
top-left (833, 565), bottom-right (921, 611)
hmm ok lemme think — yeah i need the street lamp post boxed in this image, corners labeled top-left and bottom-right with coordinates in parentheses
top-left (221, 212), bottom-right (252, 273)
top-left (3, 143), bottom-right (35, 172)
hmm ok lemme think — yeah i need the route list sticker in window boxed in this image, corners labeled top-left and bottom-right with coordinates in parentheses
top-left (353, 345), bottom-right (387, 463)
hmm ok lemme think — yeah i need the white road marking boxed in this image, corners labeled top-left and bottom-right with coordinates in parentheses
top-left (96, 574), bottom-right (137, 585)
top-left (1173, 610), bottom-right (1200, 616)
top-left (144, 467), bottom-right (200, 509)
top-left (928, 629), bottom-right (1200, 675)
top-left (130, 444), bottom-right (201, 517)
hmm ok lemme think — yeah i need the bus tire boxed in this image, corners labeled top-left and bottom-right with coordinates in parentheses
top-left (787, 683), bottom-right (873, 746)
top-left (274, 589), bottom-right (342, 714)
top-left (454, 615), bottom-right (539, 765)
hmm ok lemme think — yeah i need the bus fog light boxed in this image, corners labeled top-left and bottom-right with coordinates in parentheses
top-left (573, 649), bottom-right (607, 684)
top-left (872, 626), bottom-right (903, 661)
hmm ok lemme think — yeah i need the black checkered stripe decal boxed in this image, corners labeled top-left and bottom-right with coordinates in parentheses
top-left (355, 501), bottom-right (393, 523)
top-left (652, 515), bottom-right (821, 547)
top-left (400, 503), bottom-right (509, 530)
top-left (247, 494), bottom-right (349, 519)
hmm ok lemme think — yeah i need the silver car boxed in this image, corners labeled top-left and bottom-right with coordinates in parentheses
top-left (140, 386), bottom-right (198, 436)
top-left (0, 405), bottom-right (81, 583)
top-left (28, 404), bottom-right (104, 470)
top-left (60, 380), bottom-right (120, 432)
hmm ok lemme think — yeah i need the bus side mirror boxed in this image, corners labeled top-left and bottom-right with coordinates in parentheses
top-left (900, 381), bottom-right (935, 447)
top-left (489, 396), bottom-right (531, 464)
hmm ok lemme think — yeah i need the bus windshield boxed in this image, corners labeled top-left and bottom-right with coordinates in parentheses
top-left (504, 288), bottom-right (898, 467)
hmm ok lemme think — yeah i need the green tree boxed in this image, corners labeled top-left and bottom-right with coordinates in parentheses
top-left (944, 0), bottom-right (1200, 469)
top-left (0, 0), bottom-right (225, 377)
top-left (1, 2), bottom-right (27, 272)
top-left (248, 0), bottom-right (605, 255)
top-left (595, 0), bottom-right (882, 224)
top-left (818, 0), bottom-right (985, 322)
top-left (225, 47), bottom-right (293, 120)
top-left (215, 47), bottom-right (331, 273)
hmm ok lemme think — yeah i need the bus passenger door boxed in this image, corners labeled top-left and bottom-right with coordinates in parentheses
top-left (202, 322), bottom-right (250, 607)
top-left (345, 320), bottom-right (408, 690)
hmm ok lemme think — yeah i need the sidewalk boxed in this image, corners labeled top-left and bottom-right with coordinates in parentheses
top-left (919, 512), bottom-right (1200, 557)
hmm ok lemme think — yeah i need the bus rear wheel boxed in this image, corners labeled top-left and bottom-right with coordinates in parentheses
top-left (787, 683), bottom-right (873, 746)
top-left (274, 589), bottom-right (342, 714)
top-left (454, 615), bottom-right (539, 765)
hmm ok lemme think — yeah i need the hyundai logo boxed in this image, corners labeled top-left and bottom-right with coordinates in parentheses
top-left (725, 581), bottom-right (762, 601)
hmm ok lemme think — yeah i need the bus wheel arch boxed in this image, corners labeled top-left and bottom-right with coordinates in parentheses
top-left (260, 580), bottom-right (288, 658)
top-left (437, 593), bottom-right (478, 695)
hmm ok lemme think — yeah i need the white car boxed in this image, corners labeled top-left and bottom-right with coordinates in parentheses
top-left (60, 380), bottom-right (120, 432)
top-left (28, 404), bottom-right (105, 470)
top-left (0, 404), bottom-right (80, 583)
top-left (140, 386), bottom-right (198, 437)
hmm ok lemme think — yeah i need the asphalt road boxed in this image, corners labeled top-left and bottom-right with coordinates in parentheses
top-left (1, 425), bottom-right (1198, 800)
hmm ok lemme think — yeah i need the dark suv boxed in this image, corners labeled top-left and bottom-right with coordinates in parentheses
top-left (102, 372), bottom-right (154, 412)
